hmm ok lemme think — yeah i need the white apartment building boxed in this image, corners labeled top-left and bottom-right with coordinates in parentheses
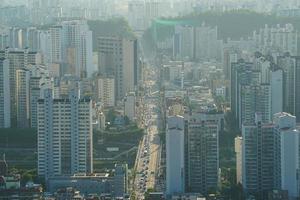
top-left (274, 112), bottom-right (300, 199)
top-left (37, 89), bottom-right (93, 179)
top-left (97, 77), bottom-right (115, 107)
top-left (166, 115), bottom-right (185, 195)
top-left (0, 48), bottom-right (37, 126)
top-left (173, 24), bottom-right (223, 61)
top-left (253, 24), bottom-right (298, 56)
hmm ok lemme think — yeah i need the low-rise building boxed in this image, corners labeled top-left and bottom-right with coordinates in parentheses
top-left (47, 173), bottom-right (112, 195)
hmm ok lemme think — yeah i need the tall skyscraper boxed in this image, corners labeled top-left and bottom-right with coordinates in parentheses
top-left (37, 89), bottom-right (93, 179)
top-left (253, 24), bottom-right (298, 56)
top-left (28, 64), bottom-right (51, 128)
top-left (97, 36), bottom-right (138, 100)
top-left (230, 55), bottom-right (283, 128)
top-left (16, 68), bottom-right (30, 128)
top-left (230, 59), bottom-right (260, 127)
top-left (240, 84), bottom-right (271, 126)
top-left (0, 58), bottom-right (10, 128)
top-left (96, 76), bottom-right (115, 107)
top-left (49, 25), bottom-right (63, 64)
top-left (173, 24), bottom-right (223, 61)
top-left (0, 33), bottom-right (9, 49)
top-left (61, 20), bottom-right (93, 78)
top-left (242, 113), bottom-right (281, 197)
top-left (270, 68), bottom-right (283, 116)
top-left (186, 112), bottom-right (220, 194)
top-left (173, 25), bottom-right (194, 60)
top-left (274, 112), bottom-right (300, 199)
top-left (194, 24), bottom-right (223, 61)
top-left (277, 54), bottom-right (300, 122)
top-left (222, 49), bottom-right (238, 80)
top-left (128, 1), bottom-right (146, 31)
top-left (242, 112), bottom-right (300, 199)
top-left (166, 115), bottom-right (185, 195)
top-left (0, 48), bottom-right (37, 126)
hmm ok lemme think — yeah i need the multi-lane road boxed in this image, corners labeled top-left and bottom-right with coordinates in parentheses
top-left (133, 98), bottom-right (161, 199)
top-left (133, 68), bottom-right (161, 199)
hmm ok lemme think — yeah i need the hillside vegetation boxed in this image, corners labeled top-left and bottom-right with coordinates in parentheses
top-left (142, 10), bottom-right (300, 56)
top-left (88, 18), bottom-right (135, 51)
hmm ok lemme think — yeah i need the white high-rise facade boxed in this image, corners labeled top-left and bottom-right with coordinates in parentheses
top-left (0, 48), bottom-right (37, 126)
top-left (37, 89), bottom-right (93, 179)
top-left (96, 76), bottom-right (115, 107)
top-left (274, 112), bottom-right (300, 199)
top-left (0, 58), bottom-right (10, 128)
top-left (253, 24), bottom-right (298, 56)
top-left (166, 115), bottom-right (185, 195)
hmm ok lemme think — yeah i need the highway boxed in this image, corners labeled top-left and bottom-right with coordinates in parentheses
top-left (133, 68), bottom-right (161, 199)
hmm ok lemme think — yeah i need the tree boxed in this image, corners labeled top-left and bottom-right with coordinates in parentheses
top-left (106, 109), bottom-right (116, 123)
top-left (144, 188), bottom-right (155, 200)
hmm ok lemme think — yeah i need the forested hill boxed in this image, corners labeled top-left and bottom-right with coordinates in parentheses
top-left (165, 10), bottom-right (300, 39)
top-left (141, 10), bottom-right (300, 56)
top-left (88, 18), bottom-right (135, 51)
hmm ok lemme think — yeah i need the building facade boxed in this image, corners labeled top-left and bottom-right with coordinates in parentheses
top-left (166, 115), bottom-right (185, 195)
top-left (186, 112), bottom-right (219, 194)
top-left (97, 36), bottom-right (138, 100)
top-left (242, 113), bottom-right (281, 197)
top-left (0, 58), bottom-right (10, 128)
top-left (37, 89), bottom-right (93, 179)
top-left (274, 112), bottom-right (300, 199)
top-left (16, 68), bottom-right (30, 128)
top-left (96, 76), bottom-right (115, 107)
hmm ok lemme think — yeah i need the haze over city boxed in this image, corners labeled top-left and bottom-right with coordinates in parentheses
top-left (1, 0), bottom-right (300, 200)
